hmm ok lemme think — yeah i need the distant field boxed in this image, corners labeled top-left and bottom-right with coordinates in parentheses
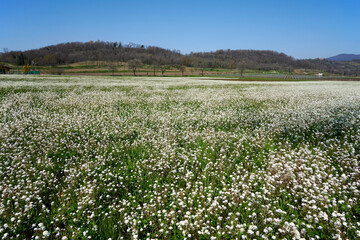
top-left (5, 61), bottom-right (358, 79)
top-left (0, 75), bottom-right (360, 239)
top-left (16, 62), bottom-right (347, 79)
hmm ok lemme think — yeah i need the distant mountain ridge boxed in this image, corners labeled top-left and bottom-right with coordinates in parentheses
top-left (327, 54), bottom-right (360, 61)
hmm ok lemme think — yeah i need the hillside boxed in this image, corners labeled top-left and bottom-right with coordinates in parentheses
top-left (327, 54), bottom-right (360, 61)
top-left (1, 41), bottom-right (360, 76)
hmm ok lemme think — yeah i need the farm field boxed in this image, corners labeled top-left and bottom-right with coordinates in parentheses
top-left (0, 75), bottom-right (360, 239)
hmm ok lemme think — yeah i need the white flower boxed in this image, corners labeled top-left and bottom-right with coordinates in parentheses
top-left (43, 230), bottom-right (50, 237)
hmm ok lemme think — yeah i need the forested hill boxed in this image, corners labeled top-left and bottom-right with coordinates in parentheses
top-left (1, 41), bottom-right (359, 76)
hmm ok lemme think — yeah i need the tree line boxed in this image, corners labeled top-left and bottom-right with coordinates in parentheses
top-left (1, 41), bottom-right (359, 76)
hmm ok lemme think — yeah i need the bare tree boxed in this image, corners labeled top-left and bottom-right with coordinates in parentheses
top-left (237, 61), bottom-right (245, 77)
top-left (160, 65), bottom-right (167, 76)
top-left (128, 59), bottom-right (142, 76)
top-left (179, 65), bottom-right (185, 76)
top-left (286, 66), bottom-right (294, 79)
top-left (109, 64), bottom-right (117, 76)
top-left (153, 63), bottom-right (159, 76)
top-left (196, 61), bottom-right (205, 76)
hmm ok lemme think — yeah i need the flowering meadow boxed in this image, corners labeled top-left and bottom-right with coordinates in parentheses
top-left (0, 75), bottom-right (360, 240)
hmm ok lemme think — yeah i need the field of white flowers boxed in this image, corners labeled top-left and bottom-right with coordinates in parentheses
top-left (0, 75), bottom-right (359, 240)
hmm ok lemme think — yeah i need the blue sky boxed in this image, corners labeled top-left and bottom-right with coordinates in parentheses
top-left (1, 0), bottom-right (359, 59)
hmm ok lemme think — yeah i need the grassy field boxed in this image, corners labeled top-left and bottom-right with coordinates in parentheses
top-left (5, 61), bottom-right (357, 79)
top-left (16, 62), bottom-right (324, 78)
top-left (0, 75), bottom-right (360, 239)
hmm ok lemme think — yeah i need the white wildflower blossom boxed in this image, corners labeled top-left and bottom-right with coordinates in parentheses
top-left (0, 75), bottom-right (360, 239)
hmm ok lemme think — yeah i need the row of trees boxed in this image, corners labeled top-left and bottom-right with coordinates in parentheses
top-left (1, 41), bottom-right (359, 76)
top-left (127, 59), bottom-right (183, 76)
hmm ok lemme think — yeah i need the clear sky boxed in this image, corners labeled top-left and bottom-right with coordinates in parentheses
top-left (1, 0), bottom-right (359, 59)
